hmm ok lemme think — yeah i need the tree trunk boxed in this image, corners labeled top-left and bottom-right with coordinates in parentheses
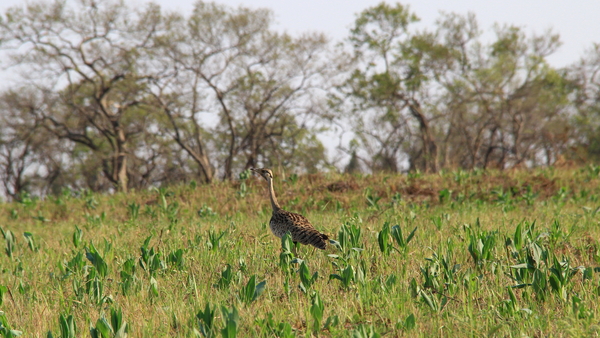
top-left (408, 101), bottom-right (438, 173)
top-left (115, 123), bottom-right (128, 193)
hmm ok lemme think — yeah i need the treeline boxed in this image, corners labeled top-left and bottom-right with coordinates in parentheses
top-left (0, 0), bottom-right (599, 200)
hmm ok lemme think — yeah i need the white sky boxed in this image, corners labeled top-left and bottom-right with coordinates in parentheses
top-left (1, 0), bottom-right (599, 68)
top-left (152, 0), bottom-right (598, 67)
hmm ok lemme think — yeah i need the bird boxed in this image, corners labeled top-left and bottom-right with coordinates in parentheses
top-left (251, 168), bottom-right (329, 250)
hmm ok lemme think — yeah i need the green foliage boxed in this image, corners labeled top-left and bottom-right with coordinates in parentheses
top-left (402, 313), bottom-right (416, 331)
top-left (377, 222), bottom-right (392, 255)
top-left (351, 323), bottom-right (380, 338)
top-left (0, 168), bottom-right (600, 336)
top-left (337, 217), bottom-right (363, 252)
top-left (119, 258), bottom-right (139, 296)
top-left (127, 203), bottom-right (140, 221)
top-left (63, 252), bottom-right (85, 276)
top-left (255, 313), bottom-right (295, 338)
top-left (22, 232), bottom-right (37, 252)
top-left (0, 228), bottom-right (15, 259)
top-left (465, 221), bottom-right (497, 268)
top-left (167, 249), bottom-right (185, 270)
top-left (89, 307), bottom-right (128, 338)
top-left (390, 224), bottom-right (417, 251)
top-left (237, 170), bottom-right (251, 198)
top-left (215, 265), bottom-right (234, 289)
top-left (86, 243), bottom-right (109, 278)
top-left (279, 233), bottom-right (295, 274)
top-left (207, 230), bottom-right (227, 251)
top-left (220, 305), bottom-right (239, 338)
top-left (58, 314), bottom-right (76, 338)
top-left (238, 275), bottom-right (266, 305)
top-left (330, 264), bottom-right (355, 289)
top-left (139, 236), bottom-right (165, 276)
top-left (0, 286), bottom-right (6, 307)
top-left (309, 292), bottom-right (324, 333)
top-left (0, 311), bottom-right (22, 338)
top-left (196, 303), bottom-right (216, 338)
top-left (297, 261), bottom-right (318, 294)
top-left (72, 226), bottom-right (83, 249)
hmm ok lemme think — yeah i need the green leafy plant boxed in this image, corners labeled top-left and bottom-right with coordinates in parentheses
top-left (127, 202), bottom-right (140, 221)
top-left (438, 188), bottom-right (451, 203)
top-left (377, 222), bottom-right (392, 255)
top-left (196, 303), bottom-right (216, 338)
top-left (238, 275), bottom-right (266, 305)
top-left (207, 230), bottom-right (227, 251)
top-left (337, 218), bottom-right (363, 253)
top-left (198, 205), bottom-right (217, 218)
top-left (215, 264), bottom-right (234, 289)
top-left (72, 226), bottom-right (83, 249)
top-left (351, 323), bottom-right (380, 338)
top-left (58, 313), bottom-right (77, 338)
top-left (119, 258), bottom-right (139, 296)
top-left (309, 292), bottom-right (324, 333)
top-left (390, 224), bottom-right (417, 251)
top-left (237, 170), bottom-right (251, 198)
top-left (63, 252), bottom-right (85, 276)
top-left (298, 261), bottom-right (318, 293)
top-left (149, 277), bottom-right (159, 299)
top-left (0, 286), bottom-right (7, 307)
top-left (23, 232), bottom-right (38, 252)
top-left (86, 243), bottom-right (109, 278)
top-left (139, 237), bottom-right (165, 277)
top-left (0, 310), bottom-right (22, 337)
top-left (465, 222), bottom-right (497, 268)
top-left (330, 264), bottom-right (355, 289)
top-left (220, 305), bottom-right (239, 338)
top-left (167, 249), bottom-right (185, 270)
top-left (279, 233), bottom-right (295, 274)
top-left (365, 187), bottom-right (382, 209)
top-left (0, 228), bottom-right (15, 259)
top-left (401, 313), bottom-right (416, 331)
top-left (89, 307), bottom-right (128, 338)
top-left (255, 313), bottom-right (295, 338)
top-left (548, 255), bottom-right (580, 301)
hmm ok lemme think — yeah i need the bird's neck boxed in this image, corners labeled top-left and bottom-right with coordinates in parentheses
top-left (267, 177), bottom-right (281, 211)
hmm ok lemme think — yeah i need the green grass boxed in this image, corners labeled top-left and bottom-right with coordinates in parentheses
top-left (1, 166), bottom-right (600, 337)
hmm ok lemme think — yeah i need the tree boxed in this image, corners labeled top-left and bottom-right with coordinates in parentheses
top-left (569, 43), bottom-right (600, 162)
top-left (148, 1), bottom-right (333, 180)
top-left (337, 4), bottom-right (573, 172)
top-left (0, 89), bottom-right (68, 199)
top-left (337, 2), bottom-right (438, 173)
top-left (426, 14), bottom-right (573, 168)
top-left (0, 0), bottom-right (164, 192)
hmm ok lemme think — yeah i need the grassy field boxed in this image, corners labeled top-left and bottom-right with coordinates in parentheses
top-left (1, 166), bottom-right (600, 337)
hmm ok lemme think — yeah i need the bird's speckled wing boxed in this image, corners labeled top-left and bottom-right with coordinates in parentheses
top-left (269, 209), bottom-right (328, 249)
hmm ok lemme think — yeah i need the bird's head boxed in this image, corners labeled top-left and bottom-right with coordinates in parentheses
top-left (250, 168), bottom-right (273, 181)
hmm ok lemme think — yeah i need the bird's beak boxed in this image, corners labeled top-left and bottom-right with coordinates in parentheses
top-left (250, 168), bottom-right (257, 173)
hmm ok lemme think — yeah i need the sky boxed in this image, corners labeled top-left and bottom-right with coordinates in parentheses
top-left (1, 0), bottom-right (599, 67)
top-left (146, 0), bottom-right (598, 68)
top-left (0, 0), bottom-right (600, 67)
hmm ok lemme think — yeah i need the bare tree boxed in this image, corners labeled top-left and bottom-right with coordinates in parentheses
top-left (0, 0), bottom-right (165, 192)
top-left (149, 2), bottom-right (333, 180)
top-left (428, 14), bottom-right (572, 168)
top-left (569, 43), bottom-right (600, 162)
